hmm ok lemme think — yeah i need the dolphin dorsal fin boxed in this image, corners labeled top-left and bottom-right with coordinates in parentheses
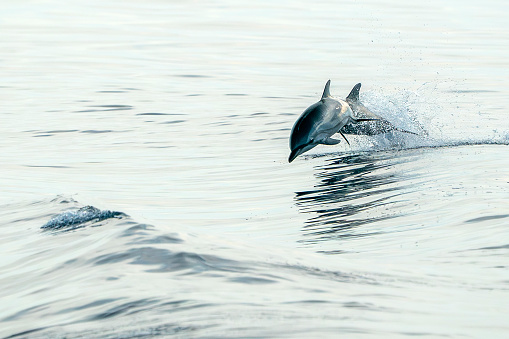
top-left (347, 83), bottom-right (362, 101)
top-left (321, 80), bottom-right (331, 99)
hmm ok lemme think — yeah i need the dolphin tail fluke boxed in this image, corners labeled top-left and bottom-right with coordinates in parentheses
top-left (346, 83), bottom-right (362, 101)
top-left (321, 80), bottom-right (332, 99)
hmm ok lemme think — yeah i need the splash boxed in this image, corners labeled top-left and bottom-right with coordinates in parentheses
top-left (348, 83), bottom-right (509, 152)
top-left (41, 206), bottom-right (126, 230)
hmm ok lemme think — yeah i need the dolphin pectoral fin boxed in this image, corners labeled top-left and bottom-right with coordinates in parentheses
top-left (321, 137), bottom-right (341, 145)
top-left (321, 80), bottom-right (331, 100)
top-left (339, 131), bottom-right (350, 146)
top-left (346, 83), bottom-right (362, 101)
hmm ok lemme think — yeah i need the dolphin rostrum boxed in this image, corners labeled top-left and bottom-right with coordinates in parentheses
top-left (341, 83), bottom-right (418, 136)
top-left (288, 80), bottom-right (376, 163)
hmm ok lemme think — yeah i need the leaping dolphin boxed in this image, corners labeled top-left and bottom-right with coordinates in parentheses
top-left (288, 80), bottom-right (375, 163)
top-left (341, 83), bottom-right (418, 136)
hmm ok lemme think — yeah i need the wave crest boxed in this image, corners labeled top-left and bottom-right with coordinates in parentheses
top-left (41, 206), bottom-right (126, 230)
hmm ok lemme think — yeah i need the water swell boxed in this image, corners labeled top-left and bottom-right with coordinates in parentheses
top-left (4, 190), bottom-right (506, 338)
top-left (3, 197), bottom-right (396, 339)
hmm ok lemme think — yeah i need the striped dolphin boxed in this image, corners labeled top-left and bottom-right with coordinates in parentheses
top-left (340, 83), bottom-right (418, 136)
top-left (288, 80), bottom-right (375, 163)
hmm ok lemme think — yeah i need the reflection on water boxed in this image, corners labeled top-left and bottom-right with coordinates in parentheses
top-left (295, 152), bottom-right (417, 246)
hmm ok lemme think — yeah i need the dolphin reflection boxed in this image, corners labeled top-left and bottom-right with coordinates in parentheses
top-left (294, 152), bottom-right (416, 246)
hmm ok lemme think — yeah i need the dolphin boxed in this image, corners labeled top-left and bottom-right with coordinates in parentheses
top-left (340, 83), bottom-right (418, 136)
top-left (288, 80), bottom-right (375, 163)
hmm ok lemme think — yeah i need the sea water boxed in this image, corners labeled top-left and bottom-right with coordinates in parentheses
top-left (1, 0), bottom-right (509, 337)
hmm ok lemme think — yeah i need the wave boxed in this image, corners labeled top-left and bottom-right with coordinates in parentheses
top-left (3, 191), bottom-right (508, 338)
top-left (2, 196), bottom-right (385, 338)
top-left (41, 205), bottom-right (126, 231)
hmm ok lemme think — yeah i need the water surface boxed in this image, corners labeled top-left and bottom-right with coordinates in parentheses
top-left (1, 0), bottom-right (509, 338)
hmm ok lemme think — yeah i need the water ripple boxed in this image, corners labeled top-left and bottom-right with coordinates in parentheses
top-left (296, 152), bottom-right (417, 244)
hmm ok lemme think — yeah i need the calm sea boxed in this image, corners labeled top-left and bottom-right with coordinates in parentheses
top-left (1, 0), bottom-right (509, 337)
